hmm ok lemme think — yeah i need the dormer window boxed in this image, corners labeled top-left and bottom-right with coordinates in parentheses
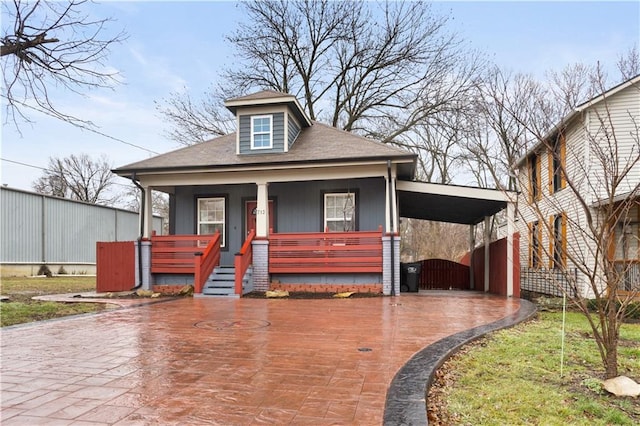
top-left (251, 115), bottom-right (272, 149)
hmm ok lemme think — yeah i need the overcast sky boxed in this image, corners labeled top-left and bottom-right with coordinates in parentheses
top-left (2, 1), bottom-right (639, 195)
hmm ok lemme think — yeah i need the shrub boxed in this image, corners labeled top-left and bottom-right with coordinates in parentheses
top-left (37, 265), bottom-right (52, 278)
top-left (57, 266), bottom-right (68, 275)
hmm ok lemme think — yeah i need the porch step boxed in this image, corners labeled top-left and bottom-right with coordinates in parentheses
top-left (201, 266), bottom-right (253, 297)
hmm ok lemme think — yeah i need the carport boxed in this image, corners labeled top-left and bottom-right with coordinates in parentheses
top-left (395, 180), bottom-right (517, 296)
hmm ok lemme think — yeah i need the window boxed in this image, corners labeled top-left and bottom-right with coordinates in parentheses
top-left (529, 221), bottom-right (542, 268)
top-left (549, 134), bottom-right (566, 193)
top-left (251, 115), bottom-right (272, 149)
top-left (324, 193), bottom-right (356, 232)
top-left (550, 213), bottom-right (567, 268)
top-left (529, 153), bottom-right (541, 202)
top-left (197, 197), bottom-right (225, 247)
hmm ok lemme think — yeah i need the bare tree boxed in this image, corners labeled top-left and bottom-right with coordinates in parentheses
top-left (158, 0), bottom-right (483, 147)
top-left (124, 185), bottom-right (170, 234)
top-left (33, 153), bottom-right (118, 205)
top-left (1, 0), bottom-right (124, 128)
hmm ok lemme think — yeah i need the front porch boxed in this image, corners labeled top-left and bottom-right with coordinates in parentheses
top-left (142, 228), bottom-right (391, 296)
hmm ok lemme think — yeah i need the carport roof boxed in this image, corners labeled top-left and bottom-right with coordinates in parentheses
top-left (397, 180), bottom-right (514, 225)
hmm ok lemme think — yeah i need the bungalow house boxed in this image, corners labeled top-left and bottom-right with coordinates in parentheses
top-left (515, 74), bottom-right (640, 298)
top-left (113, 90), bottom-right (516, 297)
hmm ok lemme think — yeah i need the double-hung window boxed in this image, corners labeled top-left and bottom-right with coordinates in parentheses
top-left (197, 197), bottom-right (225, 247)
top-left (550, 213), bottom-right (567, 268)
top-left (530, 220), bottom-right (541, 268)
top-left (324, 193), bottom-right (356, 232)
top-left (550, 134), bottom-right (566, 193)
top-left (251, 115), bottom-right (272, 149)
top-left (529, 153), bottom-right (541, 202)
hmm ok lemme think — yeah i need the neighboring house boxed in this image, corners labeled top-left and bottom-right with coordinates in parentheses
top-left (515, 75), bottom-right (640, 298)
top-left (0, 186), bottom-right (163, 276)
top-left (113, 90), bottom-right (516, 297)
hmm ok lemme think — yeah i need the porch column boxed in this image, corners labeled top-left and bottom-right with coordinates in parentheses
top-left (142, 185), bottom-right (154, 239)
top-left (256, 182), bottom-right (270, 238)
top-left (469, 224), bottom-right (475, 290)
top-left (506, 201), bottom-right (515, 297)
top-left (484, 216), bottom-right (491, 292)
top-left (385, 166), bottom-right (398, 234)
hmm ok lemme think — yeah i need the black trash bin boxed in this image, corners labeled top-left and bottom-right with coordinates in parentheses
top-left (401, 262), bottom-right (421, 292)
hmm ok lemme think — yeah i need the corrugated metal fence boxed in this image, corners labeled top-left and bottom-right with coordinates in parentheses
top-left (1, 187), bottom-right (162, 264)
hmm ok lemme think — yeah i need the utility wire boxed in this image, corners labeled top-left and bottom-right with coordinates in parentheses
top-left (1, 157), bottom-right (136, 190)
top-left (9, 100), bottom-right (161, 155)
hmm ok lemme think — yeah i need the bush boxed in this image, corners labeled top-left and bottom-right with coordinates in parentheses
top-left (37, 265), bottom-right (52, 278)
top-left (57, 266), bottom-right (68, 275)
top-left (587, 299), bottom-right (640, 320)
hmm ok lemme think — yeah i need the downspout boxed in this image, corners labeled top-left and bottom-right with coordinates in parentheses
top-left (387, 160), bottom-right (396, 296)
top-left (131, 173), bottom-right (145, 290)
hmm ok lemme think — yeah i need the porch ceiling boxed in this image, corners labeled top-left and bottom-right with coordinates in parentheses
top-left (396, 181), bottom-right (512, 225)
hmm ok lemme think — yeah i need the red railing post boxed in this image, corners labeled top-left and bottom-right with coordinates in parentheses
top-left (194, 252), bottom-right (203, 293)
top-left (235, 230), bottom-right (256, 295)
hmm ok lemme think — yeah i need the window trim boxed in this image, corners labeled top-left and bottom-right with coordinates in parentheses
top-left (251, 115), bottom-right (273, 150)
top-left (323, 191), bottom-right (358, 232)
top-left (195, 196), bottom-right (227, 249)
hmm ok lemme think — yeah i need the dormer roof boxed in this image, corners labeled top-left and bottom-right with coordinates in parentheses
top-left (224, 90), bottom-right (312, 128)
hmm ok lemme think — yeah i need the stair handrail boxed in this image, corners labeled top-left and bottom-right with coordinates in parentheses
top-left (234, 229), bottom-right (256, 295)
top-left (194, 231), bottom-right (221, 294)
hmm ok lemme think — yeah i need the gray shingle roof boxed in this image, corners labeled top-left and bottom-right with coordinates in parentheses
top-left (114, 122), bottom-right (415, 174)
top-left (226, 90), bottom-right (292, 102)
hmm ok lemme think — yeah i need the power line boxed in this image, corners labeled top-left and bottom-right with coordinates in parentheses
top-left (0, 157), bottom-right (48, 171)
top-left (1, 157), bottom-right (135, 190)
top-left (9, 100), bottom-right (161, 155)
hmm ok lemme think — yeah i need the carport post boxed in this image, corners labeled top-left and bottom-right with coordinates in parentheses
top-left (484, 216), bottom-right (491, 292)
top-left (469, 224), bottom-right (475, 290)
top-left (506, 202), bottom-right (515, 297)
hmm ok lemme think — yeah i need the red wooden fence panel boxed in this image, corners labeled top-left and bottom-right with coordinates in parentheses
top-left (461, 233), bottom-right (521, 297)
top-left (96, 241), bottom-right (135, 292)
top-left (418, 259), bottom-right (470, 290)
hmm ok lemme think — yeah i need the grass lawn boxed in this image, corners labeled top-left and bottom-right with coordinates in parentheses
top-left (429, 311), bottom-right (640, 425)
top-left (0, 276), bottom-right (111, 327)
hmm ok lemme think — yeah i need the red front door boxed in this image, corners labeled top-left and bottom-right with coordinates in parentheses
top-left (246, 200), bottom-right (275, 235)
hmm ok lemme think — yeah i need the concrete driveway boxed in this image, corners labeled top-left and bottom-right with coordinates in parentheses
top-left (1, 293), bottom-right (522, 425)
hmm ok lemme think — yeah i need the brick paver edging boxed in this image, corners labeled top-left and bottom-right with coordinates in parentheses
top-left (383, 299), bottom-right (537, 425)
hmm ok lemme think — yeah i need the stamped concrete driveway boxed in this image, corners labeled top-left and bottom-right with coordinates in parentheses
top-left (1, 293), bottom-right (520, 425)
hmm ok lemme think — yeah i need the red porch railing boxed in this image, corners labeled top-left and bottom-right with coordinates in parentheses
top-left (151, 233), bottom-right (221, 293)
top-left (269, 229), bottom-right (383, 274)
top-left (234, 230), bottom-right (256, 295)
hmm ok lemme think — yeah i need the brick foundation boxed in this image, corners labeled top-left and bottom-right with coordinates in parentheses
top-left (269, 283), bottom-right (383, 294)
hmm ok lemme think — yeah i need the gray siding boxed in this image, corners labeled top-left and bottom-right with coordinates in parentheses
top-left (238, 112), bottom-right (285, 154)
top-left (288, 115), bottom-right (300, 148)
top-left (1, 187), bottom-right (162, 264)
top-left (174, 178), bottom-right (387, 265)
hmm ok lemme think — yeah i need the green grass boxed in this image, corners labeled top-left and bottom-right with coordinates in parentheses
top-left (0, 276), bottom-right (109, 327)
top-left (435, 312), bottom-right (640, 425)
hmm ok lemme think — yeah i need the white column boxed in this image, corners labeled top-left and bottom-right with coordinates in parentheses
top-left (143, 186), bottom-right (154, 238)
top-left (256, 182), bottom-right (269, 238)
top-left (484, 216), bottom-right (491, 292)
top-left (384, 167), bottom-right (398, 234)
top-left (469, 224), bottom-right (475, 290)
top-left (506, 202), bottom-right (515, 297)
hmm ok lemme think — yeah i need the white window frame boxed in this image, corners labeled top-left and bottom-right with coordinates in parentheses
top-left (197, 197), bottom-right (226, 247)
top-left (324, 192), bottom-right (356, 232)
top-left (251, 115), bottom-right (273, 150)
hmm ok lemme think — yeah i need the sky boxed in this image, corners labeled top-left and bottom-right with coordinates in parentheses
top-left (1, 1), bottom-right (639, 198)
